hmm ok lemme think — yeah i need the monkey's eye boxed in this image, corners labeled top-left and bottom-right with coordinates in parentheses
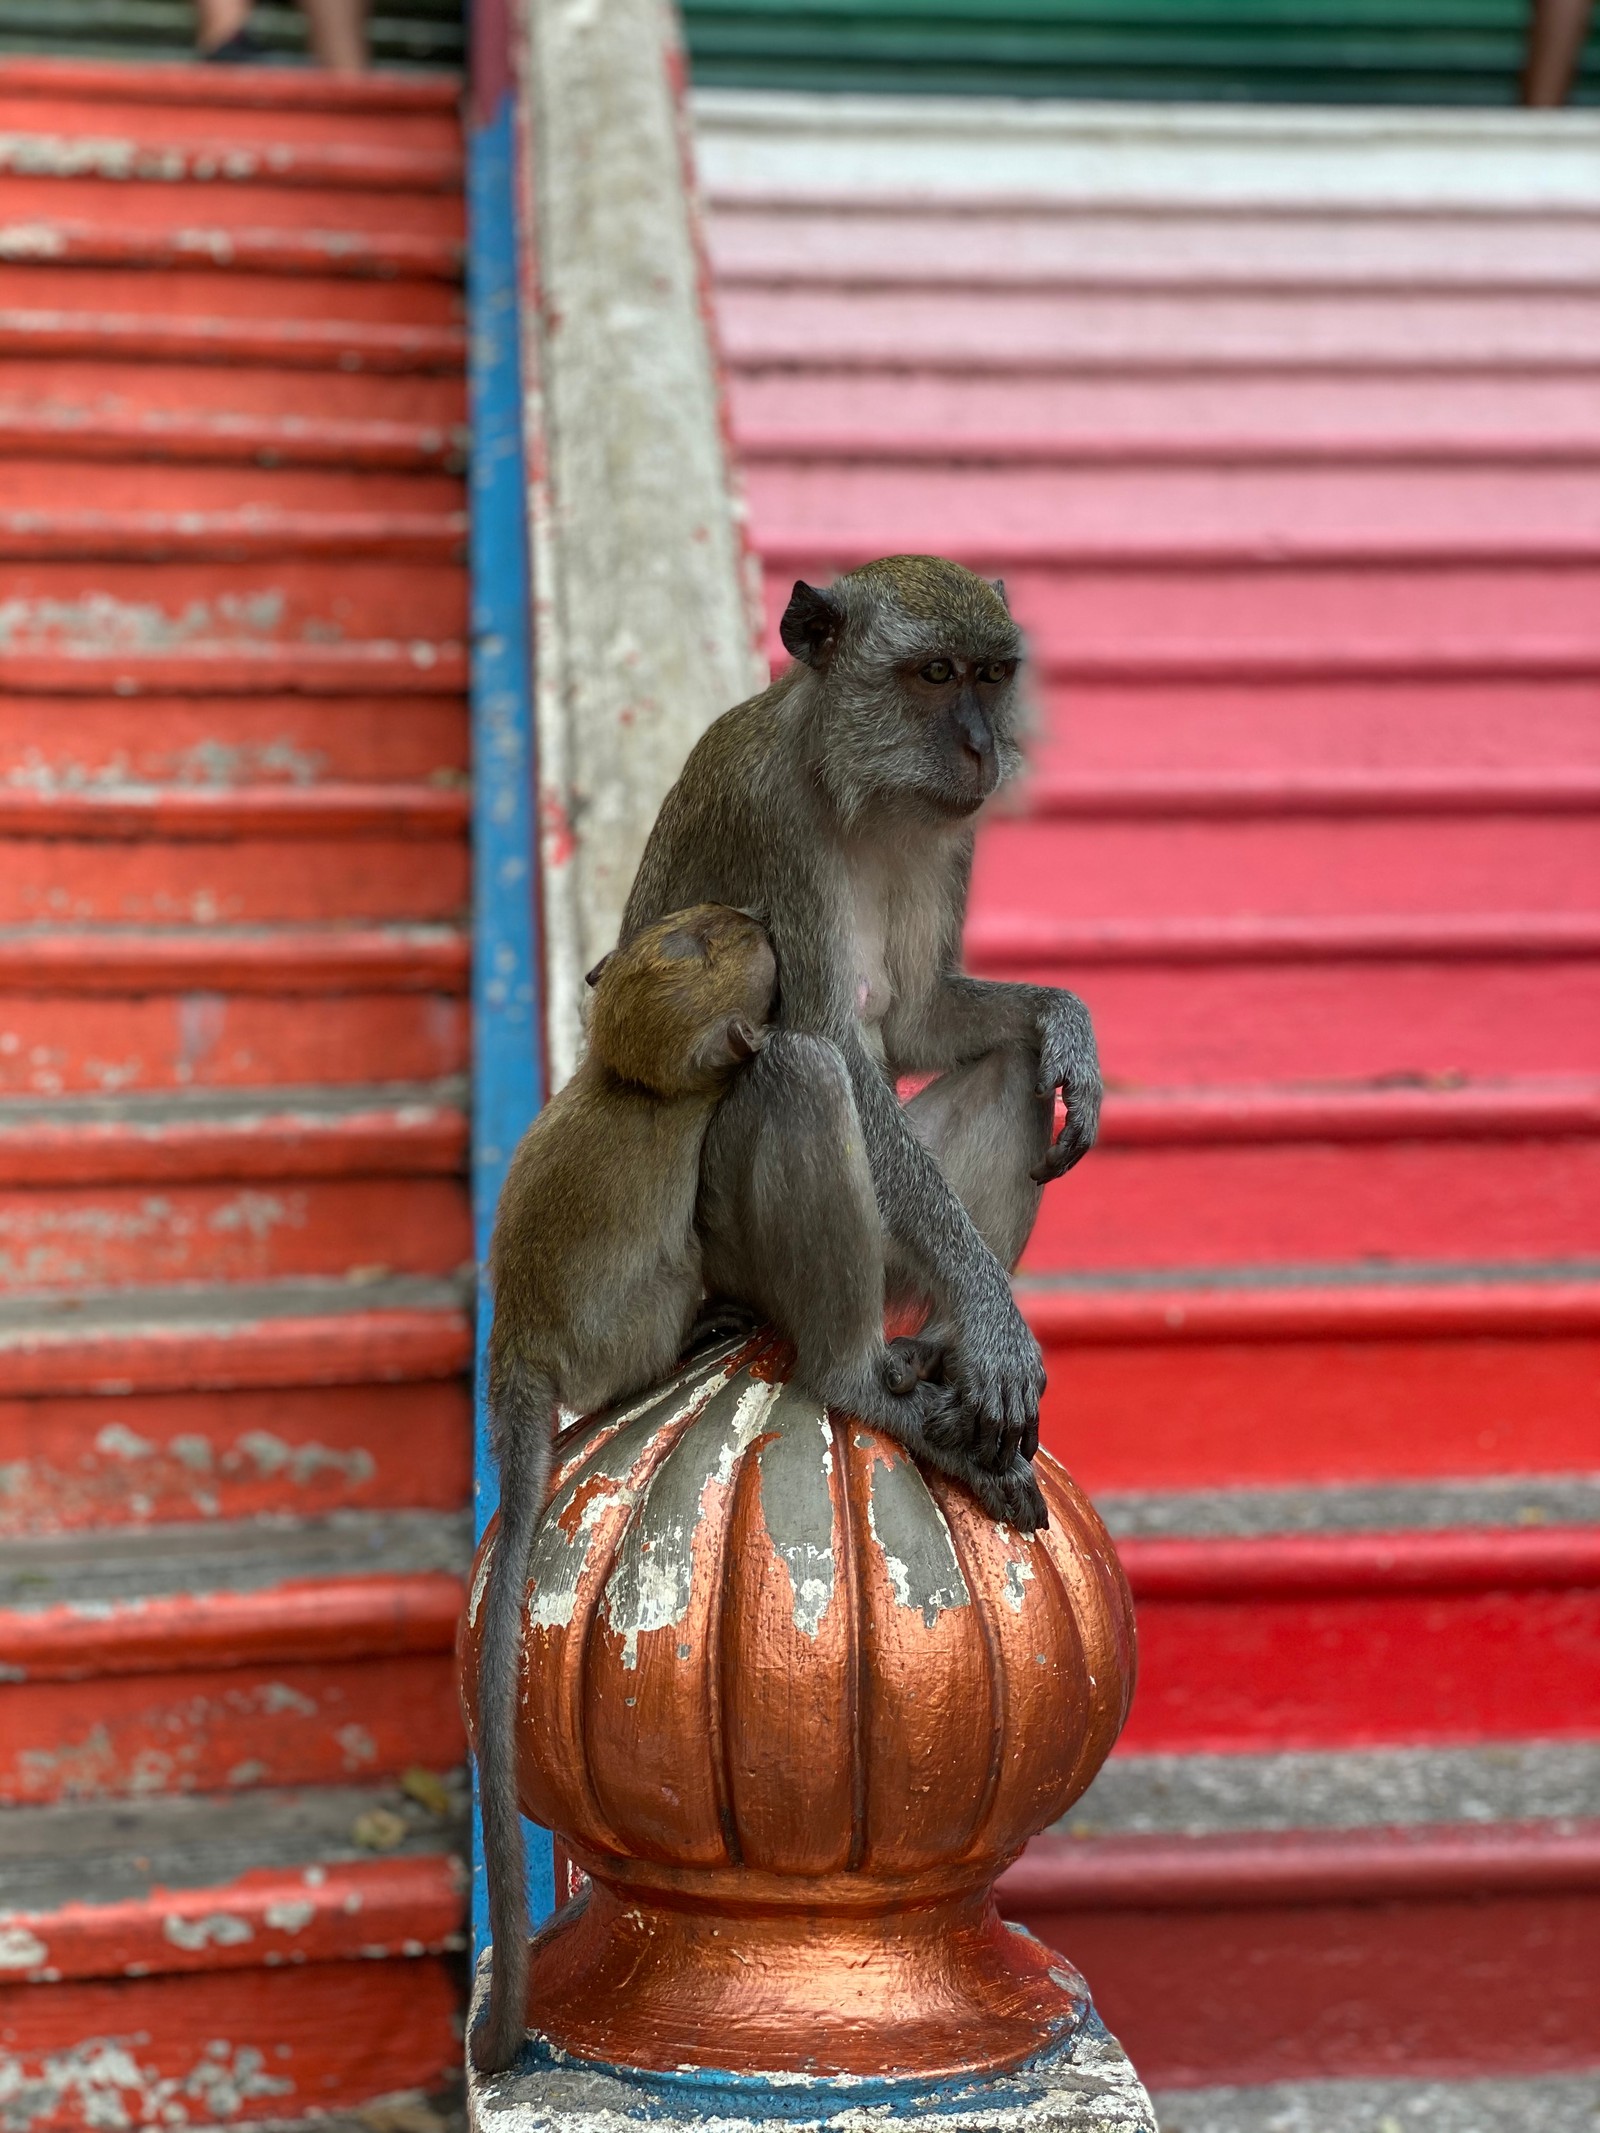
top-left (977, 661), bottom-right (1013, 686)
top-left (919, 660), bottom-right (954, 684)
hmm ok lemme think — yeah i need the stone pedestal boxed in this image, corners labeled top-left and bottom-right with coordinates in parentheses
top-left (459, 1334), bottom-right (1151, 2120)
top-left (466, 1952), bottom-right (1159, 2132)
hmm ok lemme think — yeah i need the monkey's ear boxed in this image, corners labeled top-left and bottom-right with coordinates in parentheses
top-left (584, 952), bottom-right (615, 988)
top-left (779, 581), bottom-right (844, 670)
top-left (990, 578), bottom-right (1010, 611)
top-left (725, 1017), bottom-right (766, 1061)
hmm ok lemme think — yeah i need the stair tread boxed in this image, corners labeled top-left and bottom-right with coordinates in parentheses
top-left (0, 782), bottom-right (469, 834)
top-left (1098, 1475), bottom-right (1600, 1542)
top-left (0, 1078), bottom-right (467, 1127)
top-left (0, 1777), bottom-right (468, 1901)
top-left (0, 1270), bottom-right (469, 1337)
top-left (0, 55), bottom-right (462, 112)
top-left (1151, 2072), bottom-right (1600, 2133)
top-left (0, 404), bottom-right (467, 471)
top-left (0, 920), bottom-right (468, 991)
top-left (0, 1780), bottom-right (469, 1984)
top-left (0, 1508), bottom-right (470, 1608)
top-left (1058, 1742), bottom-right (1600, 1841)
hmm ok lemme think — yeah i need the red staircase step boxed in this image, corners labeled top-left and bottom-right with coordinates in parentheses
top-left (0, 1082), bottom-right (466, 1182)
top-left (0, 57), bottom-right (461, 109)
top-left (0, 176), bottom-right (463, 278)
top-left (0, 104), bottom-right (462, 193)
top-left (999, 1742), bottom-right (1600, 2089)
top-left (1016, 680), bottom-right (1600, 781)
top-left (0, 694), bottom-right (467, 787)
top-left (1096, 1485), bottom-right (1600, 1752)
top-left (0, 307), bottom-right (466, 373)
top-left (728, 368), bottom-right (1600, 461)
top-left (0, 1514), bottom-right (466, 1803)
top-left (0, 811), bottom-right (469, 926)
top-left (0, 1780), bottom-right (466, 2129)
top-left (0, 48), bottom-right (473, 2110)
top-left (1024, 1082), bottom-right (1600, 1272)
top-left (0, 1272), bottom-right (471, 1396)
top-left (0, 358), bottom-right (466, 465)
top-left (1026, 1271), bottom-right (1600, 1492)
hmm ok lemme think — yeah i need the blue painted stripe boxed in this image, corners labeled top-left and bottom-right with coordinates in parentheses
top-left (466, 77), bottom-right (555, 1960)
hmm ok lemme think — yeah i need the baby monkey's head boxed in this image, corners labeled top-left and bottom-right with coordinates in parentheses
top-left (585, 904), bottom-right (777, 1097)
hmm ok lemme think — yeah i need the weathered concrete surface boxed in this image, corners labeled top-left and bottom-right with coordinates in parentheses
top-left (1097, 1476), bottom-right (1600, 1540)
top-left (1056, 1740), bottom-right (1600, 1838)
top-left (515, 0), bottom-right (765, 1083)
top-left (1153, 2072), bottom-right (1600, 2132)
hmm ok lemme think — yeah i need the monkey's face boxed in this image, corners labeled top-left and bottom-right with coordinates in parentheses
top-left (893, 651), bottom-right (1018, 814)
top-left (783, 558), bottom-right (1026, 819)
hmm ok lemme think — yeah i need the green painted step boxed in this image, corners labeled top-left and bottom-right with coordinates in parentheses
top-left (679, 0), bottom-right (1597, 105)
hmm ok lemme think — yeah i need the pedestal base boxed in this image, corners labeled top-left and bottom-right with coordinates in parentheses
top-left (466, 1952), bottom-right (1158, 2133)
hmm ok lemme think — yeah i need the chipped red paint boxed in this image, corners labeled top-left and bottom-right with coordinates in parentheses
top-left (0, 54), bottom-right (475, 2106)
top-left (0, 1381), bottom-right (472, 1533)
top-left (0, 1302), bottom-right (471, 1399)
top-left (0, 1655), bottom-right (463, 1804)
top-left (0, 1103), bottom-right (467, 1188)
top-left (0, 1961), bottom-right (463, 2130)
top-left (0, 928), bottom-right (468, 992)
top-left (0, 1176), bottom-right (472, 1290)
top-left (2, 1569), bottom-right (463, 1681)
top-left (1, 1855), bottom-right (465, 1984)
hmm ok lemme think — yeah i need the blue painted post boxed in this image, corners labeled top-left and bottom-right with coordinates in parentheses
top-left (466, 5), bottom-right (555, 1960)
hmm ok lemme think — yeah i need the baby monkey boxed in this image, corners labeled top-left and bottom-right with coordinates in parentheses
top-left (473, 903), bottom-right (776, 2075)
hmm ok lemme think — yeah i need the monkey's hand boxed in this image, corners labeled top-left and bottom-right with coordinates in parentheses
top-left (1030, 989), bottom-right (1103, 1183)
top-left (940, 1268), bottom-right (1045, 1471)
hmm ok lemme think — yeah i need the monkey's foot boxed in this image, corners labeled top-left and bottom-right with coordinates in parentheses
top-left (687, 1296), bottom-right (764, 1350)
top-left (883, 1329), bottom-right (948, 1395)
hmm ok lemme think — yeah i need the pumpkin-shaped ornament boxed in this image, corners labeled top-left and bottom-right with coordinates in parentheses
top-left (460, 1333), bottom-right (1145, 2105)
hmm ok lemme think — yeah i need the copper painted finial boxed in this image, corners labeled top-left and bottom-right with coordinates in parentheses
top-left (459, 1334), bottom-right (1137, 2079)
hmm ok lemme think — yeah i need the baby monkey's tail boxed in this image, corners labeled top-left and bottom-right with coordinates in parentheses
top-left (470, 1359), bottom-right (554, 2075)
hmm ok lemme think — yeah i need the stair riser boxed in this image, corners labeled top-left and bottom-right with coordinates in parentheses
top-left (0, 1656), bottom-right (463, 1803)
top-left (1124, 1584), bottom-right (1600, 1753)
top-left (761, 563), bottom-right (1600, 662)
top-left (0, 1961), bottom-right (462, 2130)
top-left (0, 699), bottom-right (467, 787)
top-left (0, 996), bottom-right (467, 1094)
top-left (747, 461), bottom-right (1600, 564)
top-left (728, 370), bottom-right (1600, 453)
top-left (0, 1382), bottom-right (471, 1532)
top-left (1037, 1330), bottom-right (1600, 1493)
top-left (0, 264), bottom-right (462, 333)
top-left (0, 558), bottom-right (465, 647)
top-left (970, 960), bottom-right (1599, 1084)
top-left (1029, 681), bottom-right (1600, 777)
top-left (1011, 1889), bottom-right (1600, 2090)
top-left (0, 461), bottom-right (462, 517)
top-left (0, 1179), bottom-right (471, 1290)
top-left (0, 173), bottom-right (463, 273)
top-left (722, 287), bottom-right (1600, 370)
top-left (0, 357), bottom-right (466, 431)
top-left (0, 89), bottom-right (460, 152)
top-left (978, 817), bottom-right (1595, 921)
top-left (1, 841), bottom-right (469, 924)
top-left (1024, 1138), bottom-right (1600, 1272)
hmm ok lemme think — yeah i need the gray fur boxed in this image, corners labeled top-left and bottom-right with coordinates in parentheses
top-left (625, 555), bottom-right (1101, 1515)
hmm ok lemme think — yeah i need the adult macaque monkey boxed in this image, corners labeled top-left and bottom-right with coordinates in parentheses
top-left (624, 555), bottom-right (1101, 1518)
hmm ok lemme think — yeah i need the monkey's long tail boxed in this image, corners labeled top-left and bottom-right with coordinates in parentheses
top-left (470, 1366), bottom-right (554, 2075)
